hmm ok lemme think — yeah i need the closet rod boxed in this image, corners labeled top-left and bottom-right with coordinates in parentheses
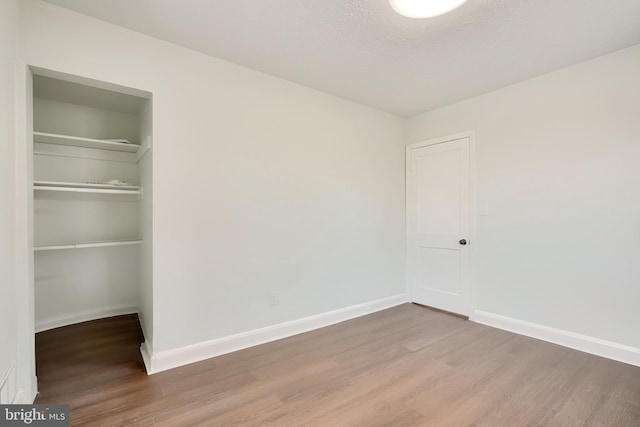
top-left (34, 240), bottom-right (143, 251)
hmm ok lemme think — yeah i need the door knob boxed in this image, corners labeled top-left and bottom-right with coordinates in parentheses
top-left (459, 239), bottom-right (467, 246)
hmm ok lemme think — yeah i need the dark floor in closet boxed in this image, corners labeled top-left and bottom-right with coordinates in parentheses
top-left (35, 314), bottom-right (147, 406)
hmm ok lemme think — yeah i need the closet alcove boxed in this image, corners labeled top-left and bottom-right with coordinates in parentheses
top-left (31, 70), bottom-right (153, 355)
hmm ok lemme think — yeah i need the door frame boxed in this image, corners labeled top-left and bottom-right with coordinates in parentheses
top-left (14, 61), bottom-right (37, 402)
top-left (406, 131), bottom-right (477, 315)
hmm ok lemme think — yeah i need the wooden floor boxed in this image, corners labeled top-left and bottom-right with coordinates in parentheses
top-left (36, 304), bottom-right (640, 426)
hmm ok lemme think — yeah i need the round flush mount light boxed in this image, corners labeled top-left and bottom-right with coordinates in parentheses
top-left (389, 0), bottom-right (469, 18)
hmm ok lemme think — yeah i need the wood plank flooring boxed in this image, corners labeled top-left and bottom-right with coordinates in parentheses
top-left (35, 304), bottom-right (640, 426)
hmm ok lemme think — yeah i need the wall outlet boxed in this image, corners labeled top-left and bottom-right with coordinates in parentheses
top-left (269, 291), bottom-right (278, 306)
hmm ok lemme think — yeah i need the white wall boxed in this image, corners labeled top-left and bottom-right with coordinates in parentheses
top-left (0, 0), bottom-right (20, 404)
top-left (409, 44), bottom-right (640, 350)
top-left (19, 0), bottom-right (407, 360)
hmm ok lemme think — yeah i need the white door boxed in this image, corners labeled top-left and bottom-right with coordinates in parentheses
top-left (407, 135), bottom-right (471, 315)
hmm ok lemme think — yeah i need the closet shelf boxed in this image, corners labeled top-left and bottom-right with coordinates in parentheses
top-left (34, 239), bottom-right (143, 252)
top-left (34, 132), bottom-right (141, 153)
top-left (34, 181), bottom-right (141, 195)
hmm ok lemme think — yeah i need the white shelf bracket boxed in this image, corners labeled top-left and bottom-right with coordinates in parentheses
top-left (136, 135), bottom-right (152, 163)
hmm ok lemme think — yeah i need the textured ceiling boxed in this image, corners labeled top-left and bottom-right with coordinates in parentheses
top-left (41, 0), bottom-right (640, 117)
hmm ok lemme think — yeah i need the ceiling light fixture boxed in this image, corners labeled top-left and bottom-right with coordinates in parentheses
top-left (389, 0), bottom-right (469, 18)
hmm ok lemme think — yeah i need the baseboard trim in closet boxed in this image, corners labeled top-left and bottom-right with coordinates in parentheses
top-left (142, 293), bottom-right (408, 374)
top-left (35, 305), bottom-right (139, 333)
top-left (471, 310), bottom-right (640, 367)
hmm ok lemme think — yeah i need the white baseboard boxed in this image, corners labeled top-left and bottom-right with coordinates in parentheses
top-left (142, 294), bottom-right (408, 374)
top-left (140, 341), bottom-right (153, 373)
top-left (35, 305), bottom-right (139, 333)
top-left (0, 362), bottom-right (17, 404)
top-left (13, 389), bottom-right (25, 404)
top-left (471, 310), bottom-right (640, 367)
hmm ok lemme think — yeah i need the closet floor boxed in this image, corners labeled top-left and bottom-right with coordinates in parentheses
top-left (35, 315), bottom-right (147, 409)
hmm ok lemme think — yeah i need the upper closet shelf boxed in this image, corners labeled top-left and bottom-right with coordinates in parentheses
top-left (34, 239), bottom-right (143, 252)
top-left (34, 131), bottom-right (141, 153)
